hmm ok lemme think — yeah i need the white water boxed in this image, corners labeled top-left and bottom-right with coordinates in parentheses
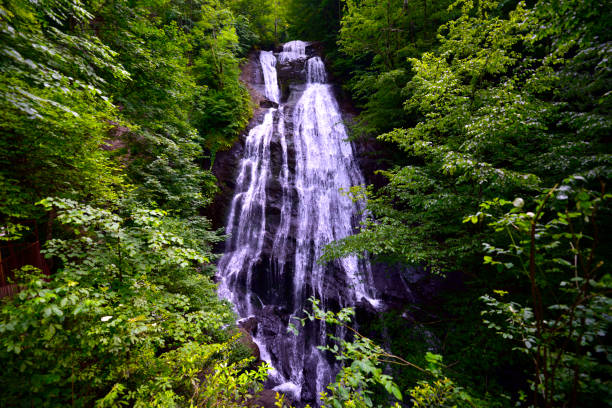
top-left (218, 40), bottom-right (377, 404)
top-left (259, 51), bottom-right (280, 104)
top-left (217, 108), bottom-right (276, 314)
top-left (279, 40), bottom-right (307, 64)
top-left (305, 57), bottom-right (326, 83)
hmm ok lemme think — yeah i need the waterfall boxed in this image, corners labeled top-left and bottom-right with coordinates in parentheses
top-left (305, 57), bottom-right (326, 83)
top-left (279, 40), bottom-right (307, 64)
top-left (218, 40), bottom-right (377, 405)
top-left (217, 108), bottom-right (276, 316)
top-left (259, 51), bottom-right (280, 104)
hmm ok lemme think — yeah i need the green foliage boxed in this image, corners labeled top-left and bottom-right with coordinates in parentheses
top-left (295, 298), bottom-right (487, 408)
top-left (410, 377), bottom-right (465, 408)
top-left (0, 0), bottom-right (264, 406)
top-left (0, 0), bottom-right (255, 221)
top-left (296, 298), bottom-right (406, 407)
top-left (0, 198), bottom-right (266, 407)
top-left (337, 0), bottom-right (453, 135)
top-left (0, 0), bottom-right (126, 222)
top-left (286, 0), bottom-right (342, 45)
top-left (324, 0), bottom-right (611, 406)
top-left (339, 0), bottom-right (447, 70)
top-left (228, 0), bottom-right (289, 48)
top-left (92, 0), bottom-right (252, 216)
top-left (479, 177), bottom-right (612, 406)
top-left (190, 1), bottom-right (252, 158)
top-left (326, 0), bottom-right (610, 273)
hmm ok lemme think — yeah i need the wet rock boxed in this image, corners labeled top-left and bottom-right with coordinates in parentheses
top-left (260, 99), bottom-right (279, 108)
top-left (248, 389), bottom-right (281, 408)
top-left (238, 327), bottom-right (261, 361)
top-left (205, 141), bottom-right (243, 233)
top-left (239, 315), bottom-right (258, 333)
top-left (240, 51), bottom-right (267, 111)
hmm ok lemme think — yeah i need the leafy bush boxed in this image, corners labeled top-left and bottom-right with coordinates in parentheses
top-left (0, 198), bottom-right (265, 407)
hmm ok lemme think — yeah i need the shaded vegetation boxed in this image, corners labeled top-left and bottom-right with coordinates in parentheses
top-left (314, 0), bottom-right (612, 406)
top-left (0, 0), bottom-right (275, 405)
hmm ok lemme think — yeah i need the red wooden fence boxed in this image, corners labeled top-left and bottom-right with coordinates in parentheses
top-left (0, 241), bottom-right (50, 298)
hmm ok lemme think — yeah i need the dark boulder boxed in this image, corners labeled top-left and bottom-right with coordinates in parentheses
top-left (238, 327), bottom-right (261, 361)
top-left (248, 389), bottom-right (282, 408)
top-left (260, 99), bottom-right (279, 108)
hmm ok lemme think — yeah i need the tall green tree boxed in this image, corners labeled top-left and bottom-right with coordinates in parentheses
top-left (0, 0), bottom-right (126, 227)
top-left (227, 0), bottom-right (289, 47)
top-left (324, 0), bottom-right (611, 405)
top-left (337, 0), bottom-right (453, 135)
top-left (286, 0), bottom-right (342, 45)
top-left (91, 0), bottom-right (226, 216)
top-left (1, 0), bottom-right (268, 406)
top-left (190, 0), bottom-right (252, 163)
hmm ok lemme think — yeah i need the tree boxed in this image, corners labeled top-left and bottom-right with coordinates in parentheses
top-left (0, 0), bottom-right (126, 227)
top-left (324, 0), bottom-right (611, 405)
top-left (0, 198), bottom-right (268, 406)
top-left (190, 0), bottom-right (252, 163)
top-left (286, 0), bottom-right (342, 45)
top-left (479, 180), bottom-right (611, 406)
top-left (336, 0), bottom-right (453, 135)
top-left (227, 0), bottom-right (289, 47)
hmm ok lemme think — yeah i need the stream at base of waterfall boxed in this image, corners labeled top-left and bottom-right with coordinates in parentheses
top-left (218, 41), bottom-right (379, 406)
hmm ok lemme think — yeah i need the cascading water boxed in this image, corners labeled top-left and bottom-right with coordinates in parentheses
top-left (278, 40), bottom-right (307, 64)
top-left (259, 51), bottom-right (280, 104)
top-left (305, 56), bottom-right (326, 83)
top-left (218, 41), bottom-right (378, 405)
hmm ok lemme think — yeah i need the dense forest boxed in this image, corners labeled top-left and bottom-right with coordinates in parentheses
top-left (0, 0), bottom-right (610, 407)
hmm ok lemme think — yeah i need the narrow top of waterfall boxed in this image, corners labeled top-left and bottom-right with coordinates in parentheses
top-left (259, 50), bottom-right (280, 103)
top-left (279, 40), bottom-right (307, 63)
top-left (306, 56), bottom-right (327, 84)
